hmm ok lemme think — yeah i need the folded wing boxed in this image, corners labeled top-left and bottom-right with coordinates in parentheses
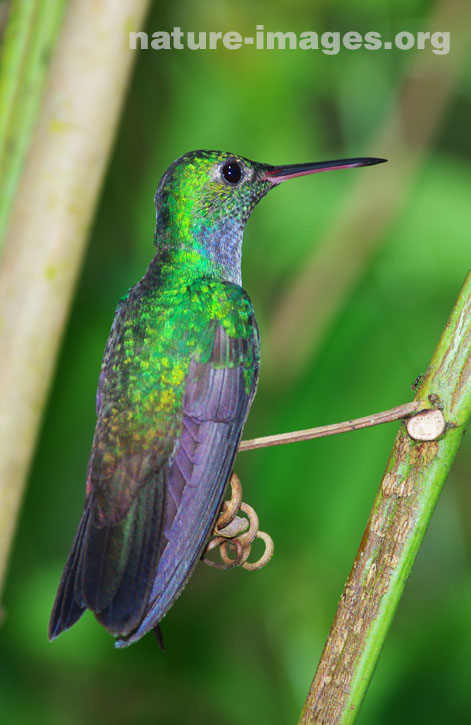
top-left (117, 321), bottom-right (259, 646)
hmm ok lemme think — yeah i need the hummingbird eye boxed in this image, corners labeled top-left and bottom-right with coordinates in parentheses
top-left (221, 161), bottom-right (242, 184)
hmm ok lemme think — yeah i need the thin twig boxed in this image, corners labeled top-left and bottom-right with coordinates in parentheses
top-left (239, 401), bottom-right (422, 452)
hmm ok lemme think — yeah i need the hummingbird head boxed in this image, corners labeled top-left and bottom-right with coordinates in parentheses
top-left (154, 150), bottom-right (273, 239)
top-left (154, 149), bottom-right (386, 285)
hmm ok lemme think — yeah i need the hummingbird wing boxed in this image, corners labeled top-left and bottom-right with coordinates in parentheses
top-left (49, 280), bottom-right (260, 644)
top-left (116, 311), bottom-right (260, 646)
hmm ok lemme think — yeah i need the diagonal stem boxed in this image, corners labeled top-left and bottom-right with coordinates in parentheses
top-left (299, 269), bottom-right (471, 723)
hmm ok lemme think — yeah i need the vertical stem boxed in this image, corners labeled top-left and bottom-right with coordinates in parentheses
top-left (0, 0), bottom-right (67, 242)
top-left (300, 271), bottom-right (471, 723)
top-left (0, 0), bottom-right (150, 597)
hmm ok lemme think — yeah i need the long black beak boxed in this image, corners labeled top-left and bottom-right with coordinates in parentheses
top-left (263, 157), bottom-right (387, 184)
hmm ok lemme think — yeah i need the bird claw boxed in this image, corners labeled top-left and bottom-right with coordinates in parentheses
top-left (202, 473), bottom-right (274, 571)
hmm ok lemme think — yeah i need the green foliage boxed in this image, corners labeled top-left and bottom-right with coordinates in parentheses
top-left (2, 0), bottom-right (469, 723)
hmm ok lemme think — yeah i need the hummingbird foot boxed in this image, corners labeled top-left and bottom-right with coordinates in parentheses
top-left (202, 473), bottom-right (274, 571)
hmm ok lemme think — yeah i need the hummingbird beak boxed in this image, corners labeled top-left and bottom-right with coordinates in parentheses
top-left (262, 157), bottom-right (387, 184)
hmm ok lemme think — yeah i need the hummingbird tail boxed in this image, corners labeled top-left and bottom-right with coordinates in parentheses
top-left (89, 473), bottom-right (166, 637)
top-left (49, 468), bottom-right (167, 641)
top-left (48, 506), bottom-right (90, 640)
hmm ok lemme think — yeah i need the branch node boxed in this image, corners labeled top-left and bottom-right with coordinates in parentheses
top-left (406, 408), bottom-right (446, 441)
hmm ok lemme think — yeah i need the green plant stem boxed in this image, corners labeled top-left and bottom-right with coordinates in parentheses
top-left (0, 0), bottom-right (150, 598)
top-left (0, 0), bottom-right (67, 243)
top-left (300, 270), bottom-right (471, 724)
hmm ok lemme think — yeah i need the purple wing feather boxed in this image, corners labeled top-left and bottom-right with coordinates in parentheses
top-left (116, 325), bottom-right (259, 646)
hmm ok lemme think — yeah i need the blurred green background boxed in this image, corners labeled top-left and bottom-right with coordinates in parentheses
top-left (2, 0), bottom-right (469, 723)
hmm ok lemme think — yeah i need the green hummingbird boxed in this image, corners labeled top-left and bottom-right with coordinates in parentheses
top-left (49, 150), bottom-right (385, 648)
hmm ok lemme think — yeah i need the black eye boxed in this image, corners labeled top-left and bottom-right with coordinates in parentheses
top-left (222, 161), bottom-right (242, 184)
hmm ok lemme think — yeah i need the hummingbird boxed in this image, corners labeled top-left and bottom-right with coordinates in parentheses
top-left (49, 150), bottom-right (385, 648)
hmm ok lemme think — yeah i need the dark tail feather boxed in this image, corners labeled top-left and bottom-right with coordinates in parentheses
top-left (48, 506), bottom-right (90, 640)
top-left (49, 470), bottom-right (166, 641)
top-left (83, 471), bottom-right (166, 637)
